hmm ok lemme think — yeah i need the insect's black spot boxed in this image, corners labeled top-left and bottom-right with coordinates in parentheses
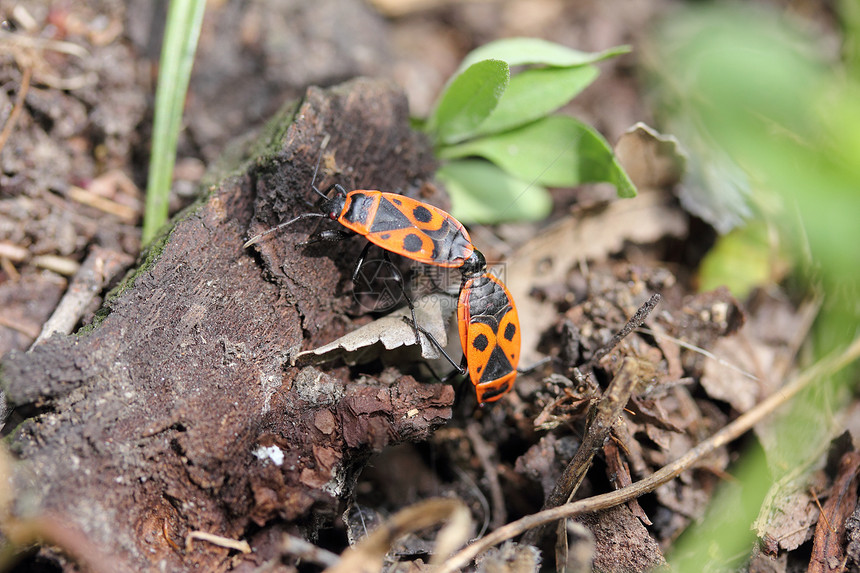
top-left (403, 233), bottom-right (423, 253)
top-left (391, 197), bottom-right (403, 205)
top-left (472, 334), bottom-right (489, 352)
top-left (476, 365), bottom-right (483, 374)
top-left (413, 205), bottom-right (433, 223)
top-left (380, 233), bottom-right (391, 240)
top-left (504, 323), bottom-right (517, 341)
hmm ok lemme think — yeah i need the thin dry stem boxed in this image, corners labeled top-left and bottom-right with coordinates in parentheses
top-left (185, 531), bottom-right (251, 554)
top-left (523, 357), bottom-right (643, 546)
top-left (466, 421), bottom-right (507, 529)
top-left (0, 64), bottom-right (31, 155)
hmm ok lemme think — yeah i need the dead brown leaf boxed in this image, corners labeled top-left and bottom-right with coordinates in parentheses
top-left (504, 190), bottom-right (688, 364)
top-left (614, 122), bottom-right (686, 191)
top-left (324, 498), bottom-right (471, 573)
top-left (701, 294), bottom-right (817, 413)
top-left (294, 294), bottom-right (456, 366)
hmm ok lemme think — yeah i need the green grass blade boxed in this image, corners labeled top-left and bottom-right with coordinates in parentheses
top-left (142, 0), bottom-right (207, 245)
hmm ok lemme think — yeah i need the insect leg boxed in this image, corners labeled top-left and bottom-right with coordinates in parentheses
top-left (400, 316), bottom-right (466, 375)
top-left (448, 354), bottom-right (468, 382)
top-left (381, 251), bottom-right (421, 345)
top-left (301, 228), bottom-right (354, 246)
top-left (517, 355), bottom-right (554, 375)
top-left (309, 136), bottom-right (330, 198)
top-left (350, 242), bottom-right (374, 284)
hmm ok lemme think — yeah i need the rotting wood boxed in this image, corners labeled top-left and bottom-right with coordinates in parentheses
top-left (0, 79), bottom-right (455, 572)
top-left (808, 450), bottom-right (860, 573)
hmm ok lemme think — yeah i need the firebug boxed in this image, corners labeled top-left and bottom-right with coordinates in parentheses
top-left (407, 249), bottom-right (521, 404)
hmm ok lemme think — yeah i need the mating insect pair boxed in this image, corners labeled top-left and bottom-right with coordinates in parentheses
top-left (244, 149), bottom-right (521, 404)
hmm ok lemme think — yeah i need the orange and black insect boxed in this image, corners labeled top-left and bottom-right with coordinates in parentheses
top-left (245, 150), bottom-right (523, 404)
top-left (244, 151), bottom-right (475, 271)
top-left (456, 250), bottom-right (521, 403)
top-left (326, 190), bottom-right (475, 269)
top-left (408, 249), bottom-right (521, 404)
top-left (244, 148), bottom-right (478, 343)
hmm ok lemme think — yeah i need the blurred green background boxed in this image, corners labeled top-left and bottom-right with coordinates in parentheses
top-left (647, 3), bottom-right (860, 568)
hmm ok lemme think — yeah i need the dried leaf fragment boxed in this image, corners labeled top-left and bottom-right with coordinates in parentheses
top-left (295, 294), bottom-right (456, 366)
top-left (324, 498), bottom-right (471, 573)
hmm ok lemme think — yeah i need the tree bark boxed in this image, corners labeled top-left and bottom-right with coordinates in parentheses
top-left (1, 78), bottom-right (454, 572)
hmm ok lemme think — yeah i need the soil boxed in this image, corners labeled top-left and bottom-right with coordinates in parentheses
top-left (0, 1), bottom-right (856, 573)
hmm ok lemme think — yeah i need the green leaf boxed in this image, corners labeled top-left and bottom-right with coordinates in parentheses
top-left (473, 65), bottom-right (600, 137)
top-left (697, 223), bottom-right (774, 298)
top-left (427, 59), bottom-right (510, 145)
top-left (439, 116), bottom-right (637, 198)
top-left (459, 37), bottom-right (630, 71)
top-left (436, 159), bottom-right (552, 224)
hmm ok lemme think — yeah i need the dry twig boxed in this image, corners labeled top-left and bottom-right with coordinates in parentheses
top-left (466, 421), bottom-right (507, 529)
top-left (0, 64), bottom-right (31, 155)
top-left (523, 356), bottom-right (646, 546)
top-left (277, 533), bottom-right (340, 568)
top-left (808, 451), bottom-right (860, 572)
top-left (31, 246), bottom-right (133, 347)
top-left (185, 531), bottom-right (251, 554)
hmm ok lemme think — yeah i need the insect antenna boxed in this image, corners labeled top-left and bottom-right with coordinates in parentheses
top-left (245, 135), bottom-right (333, 249)
top-left (243, 212), bottom-right (327, 248)
top-left (309, 134), bottom-right (331, 199)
